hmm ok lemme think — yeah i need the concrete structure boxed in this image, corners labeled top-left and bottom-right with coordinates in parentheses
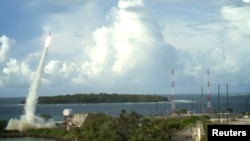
top-left (192, 121), bottom-right (204, 141)
top-left (71, 113), bottom-right (88, 127)
top-left (62, 109), bottom-right (89, 130)
top-left (210, 115), bottom-right (250, 124)
top-left (173, 121), bottom-right (205, 141)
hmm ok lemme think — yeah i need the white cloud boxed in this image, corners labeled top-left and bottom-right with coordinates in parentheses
top-left (0, 35), bottom-right (13, 62)
top-left (161, 1), bottom-right (250, 89)
top-left (221, 6), bottom-right (250, 43)
top-left (243, 0), bottom-right (250, 3)
top-left (35, 0), bottom-right (178, 94)
top-left (1, 58), bottom-right (32, 87)
top-left (218, 5), bottom-right (250, 85)
top-left (1, 0), bottom-right (250, 96)
top-left (0, 36), bottom-right (32, 88)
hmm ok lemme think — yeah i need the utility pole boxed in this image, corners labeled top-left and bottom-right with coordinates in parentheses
top-left (155, 95), bottom-right (158, 116)
top-left (218, 84), bottom-right (220, 123)
top-left (191, 99), bottom-right (194, 114)
top-left (226, 83), bottom-right (228, 124)
top-left (171, 68), bottom-right (175, 115)
top-left (246, 98), bottom-right (248, 115)
top-left (207, 69), bottom-right (211, 114)
top-left (201, 85), bottom-right (204, 114)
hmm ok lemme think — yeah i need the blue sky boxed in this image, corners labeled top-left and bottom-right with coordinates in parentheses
top-left (1, 0), bottom-right (250, 97)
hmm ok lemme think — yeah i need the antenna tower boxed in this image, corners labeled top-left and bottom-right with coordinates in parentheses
top-left (171, 68), bottom-right (175, 115)
top-left (201, 85), bottom-right (204, 114)
top-left (207, 69), bottom-right (211, 114)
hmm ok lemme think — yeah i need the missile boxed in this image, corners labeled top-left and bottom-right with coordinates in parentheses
top-left (45, 32), bottom-right (51, 48)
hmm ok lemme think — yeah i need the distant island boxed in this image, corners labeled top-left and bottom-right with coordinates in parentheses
top-left (21, 93), bottom-right (169, 104)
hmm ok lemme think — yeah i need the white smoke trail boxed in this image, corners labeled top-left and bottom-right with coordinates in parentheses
top-left (6, 35), bottom-right (55, 131)
top-left (24, 42), bottom-right (48, 124)
top-left (24, 36), bottom-right (49, 124)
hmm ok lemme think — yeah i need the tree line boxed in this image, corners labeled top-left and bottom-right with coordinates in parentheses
top-left (21, 93), bottom-right (169, 104)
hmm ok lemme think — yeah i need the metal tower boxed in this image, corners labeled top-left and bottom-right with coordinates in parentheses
top-left (201, 85), bottom-right (204, 114)
top-left (207, 69), bottom-right (211, 114)
top-left (171, 68), bottom-right (175, 115)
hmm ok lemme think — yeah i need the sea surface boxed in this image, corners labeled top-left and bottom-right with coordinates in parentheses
top-left (1, 93), bottom-right (250, 121)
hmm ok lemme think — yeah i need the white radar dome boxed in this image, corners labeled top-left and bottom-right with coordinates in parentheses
top-left (63, 108), bottom-right (73, 116)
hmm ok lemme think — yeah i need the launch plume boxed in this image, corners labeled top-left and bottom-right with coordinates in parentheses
top-left (6, 33), bottom-right (55, 131)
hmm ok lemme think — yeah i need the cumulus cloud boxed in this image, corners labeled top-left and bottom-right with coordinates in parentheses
top-left (243, 0), bottom-right (250, 3)
top-left (161, 0), bottom-right (250, 90)
top-left (1, 58), bottom-right (32, 87)
top-left (0, 35), bottom-right (12, 62)
top-left (1, 0), bottom-right (250, 96)
top-left (219, 5), bottom-right (250, 84)
top-left (0, 36), bottom-right (32, 88)
top-left (37, 0), bottom-right (178, 94)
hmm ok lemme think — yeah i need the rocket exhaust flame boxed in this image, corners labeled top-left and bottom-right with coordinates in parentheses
top-left (6, 32), bottom-right (55, 131)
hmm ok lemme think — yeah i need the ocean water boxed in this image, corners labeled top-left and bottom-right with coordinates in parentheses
top-left (0, 94), bottom-right (250, 121)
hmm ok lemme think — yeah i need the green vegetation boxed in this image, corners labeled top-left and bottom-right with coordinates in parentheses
top-left (26, 128), bottom-right (70, 141)
top-left (176, 108), bottom-right (187, 115)
top-left (29, 110), bottom-right (205, 141)
top-left (0, 110), bottom-right (209, 141)
top-left (0, 120), bottom-right (7, 132)
top-left (21, 93), bottom-right (168, 104)
top-left (39, 114), bottom-right (52, 121)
